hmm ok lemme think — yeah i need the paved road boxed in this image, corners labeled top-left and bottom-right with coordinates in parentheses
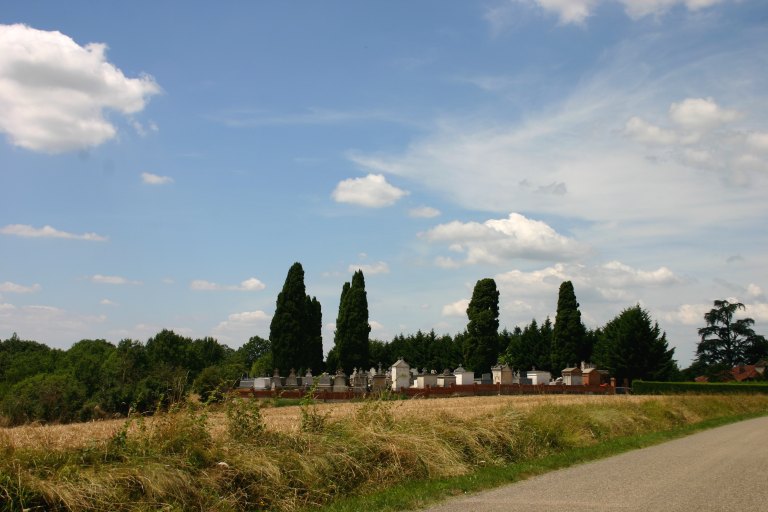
top-left (419, 415), bottom-right (768, 512)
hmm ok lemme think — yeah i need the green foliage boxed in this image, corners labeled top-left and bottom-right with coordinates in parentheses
top-left (633, 380), bottom-right (768, 394)
top-left (593, 305), bottom-right (678, 385)
top-left (464, 278), bottom-right (500, 375)
top-left (550, 281), bottom-right (588, 375)
top-left (234, 335), bottom-right (270, 368)
top-left (1, 373), bottom-right (86, 424)
top-left (226, 396), bottom-right (265, 441)
top-left (300, 383), bottom-right (329, 433)
top-left (696, 299), bottom-right (768, 368)
top-left (270, 262), bottom-right (324, 374)
top-left (192, 364), bottom-right (242, 403)
top-left (333, 270), bottom-right (371, 373)
top-left (502, 318), bottom-right (552, 372)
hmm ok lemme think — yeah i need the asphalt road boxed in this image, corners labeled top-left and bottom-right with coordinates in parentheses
top-left (418, 415), bottom-right (768, 512)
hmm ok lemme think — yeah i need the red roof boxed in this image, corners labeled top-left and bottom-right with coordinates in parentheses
top-left (730, 365), bottom-right (761, 382)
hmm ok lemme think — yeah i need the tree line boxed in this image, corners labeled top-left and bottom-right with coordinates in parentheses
top-left (2, 261), bottom-right (765, 425)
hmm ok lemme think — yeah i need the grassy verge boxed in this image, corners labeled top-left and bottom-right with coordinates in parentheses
top-left (1, 395), bottom-right (767, 511)
top-left (314, 410), bottom-right (765, 512)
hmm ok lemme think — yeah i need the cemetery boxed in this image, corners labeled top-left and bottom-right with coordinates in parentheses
top-left (236, 359), bottom-right (613, 400)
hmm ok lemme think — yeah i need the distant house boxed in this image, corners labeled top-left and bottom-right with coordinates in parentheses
top-left (730, 364), bottom-right (763, 382)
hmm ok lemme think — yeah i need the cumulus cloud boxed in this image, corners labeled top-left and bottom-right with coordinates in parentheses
top-left (89, 274), bottom-right (141, 285)
top-left (746, 132), bottom-right (768, 152)
top-left (99, 298), bottom-right (117, 306)
top-left (442, 299), bottom-right (469, 317)
top-left (211, 310), bottom-right (271, 345)
top-left (409, 206), bottom-right (441, 218)
top-left (332, 174), bottom-right (408, 207)
top-left (141, 172), bottom-right (174, 185)
top-left (421, 213), bottom-right (586, 266)
top-left (190, 277), bottom-right (266, 291)
top-left (0, 224), bottom-right (107, 241)
top-left (348, 261), bottom-right (390, 275)
top-left (495, 261), bottom-right (682, 301)
top-left (0, 281), bottom-right (41, 293)
top-left (624, 117), bottom-right (678, 145)
top-left (0, 24), bottom-right (160, 153)
top-left (668, 97), bottom-right (741, 131)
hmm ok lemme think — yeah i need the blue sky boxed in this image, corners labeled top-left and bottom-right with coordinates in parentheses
top-left (1, 1), bottom-right (767, 366)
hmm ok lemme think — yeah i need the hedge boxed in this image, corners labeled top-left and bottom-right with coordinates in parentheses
top-left (633, 380), bottom-right (768, 395)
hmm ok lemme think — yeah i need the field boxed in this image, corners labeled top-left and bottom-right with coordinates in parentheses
top-left (2, 393), bottom-right (768, 511)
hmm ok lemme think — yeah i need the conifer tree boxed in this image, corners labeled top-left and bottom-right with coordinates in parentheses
top-left (332, 270), bottom-right (370, 373)
top-left (305, 296), bottom-right (324, 372)
top-left (550, 281), bottom-right (588, 375)
top-left (464, 278), bottom-right (500, 375)
top-left (270, 262), bottom-right (314, 374)
top-left (593, 305), bottom-right (678, 384)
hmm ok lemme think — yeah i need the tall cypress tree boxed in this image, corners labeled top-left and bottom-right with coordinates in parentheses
top-left (305, 296), bottom-right (324, 373)
top-left (332, 270), bottom-right (370, 373)
top-left (550, 281), bottom-right (588, 375)
top-left (270, 262), bottom-right (312, 374)
top-left (464, 278), bottom-right (500, 375)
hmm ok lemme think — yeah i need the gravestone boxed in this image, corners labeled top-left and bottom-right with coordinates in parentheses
top-left (332, 369), bottom-right (348, 392)
top-left (285, 368), bottom-right (299, 388)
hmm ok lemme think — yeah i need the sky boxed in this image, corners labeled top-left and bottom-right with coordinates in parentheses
top-left (1, 1), bottom-right (767, 367)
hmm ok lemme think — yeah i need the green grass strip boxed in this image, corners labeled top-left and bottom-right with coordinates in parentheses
top-left (311, 411), bottom-right (767, 512)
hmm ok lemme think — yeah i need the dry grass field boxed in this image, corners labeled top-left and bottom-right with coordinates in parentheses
top-left (1, 394), bottom-right (656, 450)
top-left (2, 393), bottom-right (767, 511)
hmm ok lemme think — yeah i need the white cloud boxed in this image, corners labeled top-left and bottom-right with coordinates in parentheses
top-left (90, 274), bottom-right (141, 285)
top-left (669, 97), bottom-right (741, 131)
top-left (99, 299), bottom-right (117, 306)
top-left (332, 174), bottom-right (409, 208)
top-left (662, 303), bottom-right (709, 325)
top-left (620, 0), bottom-right (727, 19)
top-left (495, 261), bottom-right (682, 301)
top-left (141, 172), bottom-right (174, 185)
top-left (190, 277), bottom-right (266, 291)
top-left (408, 206), bottom-right (441, 218)
top-left (442, 299), bottom-right (469, 317)
top-left (746, 132), bottom-right (768, 152)
top-left (348, 261), bottom-right (390, 275)
top-left (211, 310), bottom-right (271, 345)
top-left (0, 281), bottom-right (41, 293)
top-left (533, 0), bottom-right (598, 25)
top-left (747, 283), bottom-right (764, 299)
top-left (421, 213), bottom-right (586, 266)
top-left (0, 24), bottom-right (160, 153)
top-left (500, 0), bottom-right (730, 28)
top-left (0, 303), bottom-right (107, 347)
top-left (624, 117), bottom-right (678, 145)
top-left (0, 224), bottom-right (107, 241)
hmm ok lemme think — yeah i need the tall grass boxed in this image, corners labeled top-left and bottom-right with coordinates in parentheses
top-left (1, 394), bottom-right (766, 511)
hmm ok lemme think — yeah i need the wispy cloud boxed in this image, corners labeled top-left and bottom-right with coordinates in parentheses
top-left (1, 224), bottom-right (107, 241)
top-left (0, 281), bottom-right (41, 293)
top-left (89, 274), bottom-right (141, 285)
top-left (348, 261), bottom-right (390, 275)
top-left (408, 206), bottom-right (441, 218)
top-left (209, 107), bottom-right (410, 128)
top-left (190, 277), bottom-right (266, 291)
top-left (141, 172), bottom-right (174, 185)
